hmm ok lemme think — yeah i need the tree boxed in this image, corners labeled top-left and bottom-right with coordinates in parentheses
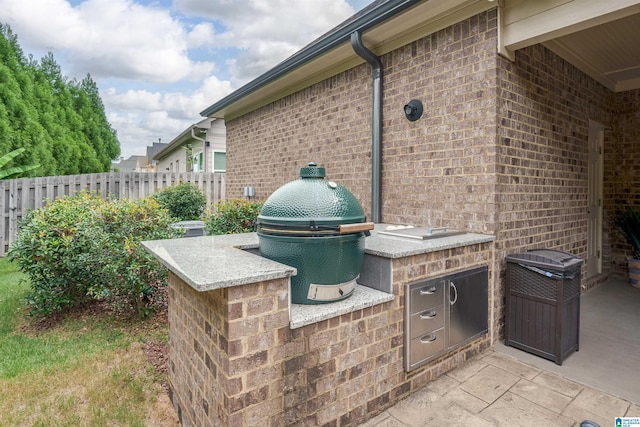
top-left (0, 148), bottom-right (40, 179)
top-left (0, 24), bottom-right (56, 175)
top-left (75, 75), bottom-right (120, 171)
top-left (0, 23), bottom-right (120, 177)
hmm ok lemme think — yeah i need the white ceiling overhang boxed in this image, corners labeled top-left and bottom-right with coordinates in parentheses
top-left (499, 0), bottom-right (640, 92)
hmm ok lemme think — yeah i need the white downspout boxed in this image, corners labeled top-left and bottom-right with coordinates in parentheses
top-left (191, 128), bottom-right (207, 172)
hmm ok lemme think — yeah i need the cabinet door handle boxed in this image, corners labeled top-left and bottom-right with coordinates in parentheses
top-left (420, 310), bottom-right (437, 319)
top-left (449, 281), bottom-right (458, 305)
top-left (419, 286), bottom-right (437, 295)
top-left (420, 334), bottom-right (438, 344)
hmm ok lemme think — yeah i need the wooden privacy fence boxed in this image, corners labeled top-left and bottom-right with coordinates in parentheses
top-left (0, 172), bottom-right (225, 256)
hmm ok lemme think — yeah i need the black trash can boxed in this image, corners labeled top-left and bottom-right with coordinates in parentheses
top-left (505, 249), bottom-right (582, 365)
top-left (171, 220), bottom-right (205, 237)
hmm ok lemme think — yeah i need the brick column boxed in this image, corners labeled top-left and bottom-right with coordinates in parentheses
top-left (167, 240), bottom-right (493, 426)
top-left (167, 272), bottom-right (289, 426)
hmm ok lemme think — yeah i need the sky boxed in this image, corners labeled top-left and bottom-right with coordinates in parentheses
top-left (0, 0), bottom-right (373, 159)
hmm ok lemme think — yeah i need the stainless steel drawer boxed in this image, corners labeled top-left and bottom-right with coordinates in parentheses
top-left (409, 281), bottom-right (444, 313)
top-left (409, 328), bottom-right (446, 365)
top-left (409, 304), bottom-right (445, 339)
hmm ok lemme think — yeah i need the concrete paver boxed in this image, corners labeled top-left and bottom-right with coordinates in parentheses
top-left (439, 387), bottom-right (487, 414)
top-left (509, 378), bottom-right (573, 413)
top-left (627, 404), bottom-right (640, 417)
top-left (482, 392), bottom-right (575, 427)
top-left (459, 364), bottom-right (520, 404)
top-left (360, 349), bottom-right (635, 426)
top-left (531, 371), bottom-right (584, 398)
top-left (569, 387), bottom-right (631, 422)
top-left (481, 351), bottom-right (541, 380)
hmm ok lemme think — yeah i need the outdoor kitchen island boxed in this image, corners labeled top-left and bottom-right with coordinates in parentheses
top-left (143, 224), bottom-right (495, 427)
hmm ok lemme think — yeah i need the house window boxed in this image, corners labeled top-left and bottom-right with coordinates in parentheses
top-left (193, 151), bottom-right (203, 173)
top-left (213, 151), bottom-right (226, 172)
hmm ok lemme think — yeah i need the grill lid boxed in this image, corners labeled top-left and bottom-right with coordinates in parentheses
top-left (257, 162), bottom-right (372, 236)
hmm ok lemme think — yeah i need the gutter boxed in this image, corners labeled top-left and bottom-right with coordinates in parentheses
top-left (200, 0), bottom-right (422, 118)
top-left (351, 30), bottom-right (383, 224)
top-left (153, 118), bottom-right (214, 162)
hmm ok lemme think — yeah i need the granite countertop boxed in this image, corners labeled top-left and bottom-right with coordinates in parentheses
top-left (142, 233), bottom-right (295, 292)
top-left (366, 224), bottom-right (495, 258)
top-left (143, 225), bottom-right (494, 329)
top-left (143, 225), bottom-right (495, 291)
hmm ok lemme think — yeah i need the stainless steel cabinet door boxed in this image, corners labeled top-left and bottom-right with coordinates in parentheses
top-left (448, 266), bottom-right (488, 348)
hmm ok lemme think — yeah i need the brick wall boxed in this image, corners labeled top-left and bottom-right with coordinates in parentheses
top-left (495, 44), bottom-right (615, 261)
top-left (167, 272), bottom-right (290, 426)
top-left (225, 68), bottom-right (373, 212)
top-left (607, 89), bottom-right (640, 276)
top-left (225, 10), bottom-right (499, 235)
top-left (380, 10), bottom-right (498, 232)
top-left (168, 243), bottom-right (492, 426)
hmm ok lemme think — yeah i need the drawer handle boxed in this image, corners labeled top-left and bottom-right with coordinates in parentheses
top-left (420, 310), bottom-right (437, 319)
top-left (419, 286), bottom-right (437, 295)
top-left (420, 334), bottom-right (438, 344)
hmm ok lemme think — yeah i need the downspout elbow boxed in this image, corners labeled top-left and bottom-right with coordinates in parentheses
top-left (191, 127), bottom-right (207, 172)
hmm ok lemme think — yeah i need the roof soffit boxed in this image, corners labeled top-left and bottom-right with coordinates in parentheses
top-left (500, 0), bottom-right (640, 91)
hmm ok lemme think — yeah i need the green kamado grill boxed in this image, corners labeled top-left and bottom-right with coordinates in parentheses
top-left (257, 162), bottom-right (373, 304)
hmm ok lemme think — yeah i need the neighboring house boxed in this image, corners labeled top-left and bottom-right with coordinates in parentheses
top-left (111, 155), bottom-right (146, 172)
top-left (154, 117), bottom-right (226, 173)
top-left (144, 141), bottom-right (169, 172)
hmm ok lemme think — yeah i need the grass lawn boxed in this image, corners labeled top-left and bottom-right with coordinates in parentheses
top-left (0, 257), bottom-right (178, 426)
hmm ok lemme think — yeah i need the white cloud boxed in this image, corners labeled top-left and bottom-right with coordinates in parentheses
top-left (174, 0), bottom-right (355, 85)
top-left (187, 22), bottom-right (216, 48)
top-left (0, 0), bottom-right (363, 158)
top-left (0, 0), bottom-right (215, 83)
top-left (101, 75), bottom-right (233, 156)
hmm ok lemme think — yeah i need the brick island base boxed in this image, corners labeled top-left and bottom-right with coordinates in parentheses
top-left (164, 238), bottom-right (494, 426)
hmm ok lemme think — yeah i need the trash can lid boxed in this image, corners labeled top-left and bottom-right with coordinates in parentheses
top-left (506, 249), bottom-right (582, 271)
top-left (171, 220), bottom-right (205, 230)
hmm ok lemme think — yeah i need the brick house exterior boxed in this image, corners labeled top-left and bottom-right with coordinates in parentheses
top-left (208, 2), bottom-right (640, 280)
top-left (157, 1), bottom-right (640, 425)
top-left (207, 2), bottom-right (640, 285)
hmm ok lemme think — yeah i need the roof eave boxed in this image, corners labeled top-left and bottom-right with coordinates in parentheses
top-left (200, 0), bottom-right (423, 119)
top-left (153, 118), bottom-right (216, 161)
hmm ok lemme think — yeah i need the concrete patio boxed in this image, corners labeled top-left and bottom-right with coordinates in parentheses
top-left (361, 278), bottom-right (640, 426)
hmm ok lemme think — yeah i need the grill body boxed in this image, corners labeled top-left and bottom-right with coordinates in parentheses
top-left (257, 163), bottom-right (370, 304)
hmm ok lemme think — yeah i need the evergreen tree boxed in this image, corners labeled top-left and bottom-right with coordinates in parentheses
top-left (0, 24), bottom-right (55, 175)
top-left (76, 74), bottom-right (120, 171)
top-left (0, 23), bottom-right (120, 177)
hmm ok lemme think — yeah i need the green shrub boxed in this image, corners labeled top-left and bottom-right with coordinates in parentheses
top-left (92, 197), bottom-right (180, 318)
top-left (204, 198), bottom-right (263, 235)
top-left (151, 182), bottom-right (206, 221)
top-left (8, 192), bottom-right (105, 316)
top-left (8, 192), bottom-right (181, 318)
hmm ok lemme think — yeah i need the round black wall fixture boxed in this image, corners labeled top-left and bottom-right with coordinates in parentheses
top-left (404, 99), bottom-right (423, 121)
